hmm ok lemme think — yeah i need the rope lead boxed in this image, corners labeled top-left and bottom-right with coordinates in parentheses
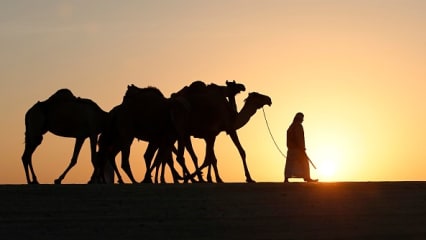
top-left (262, 107), bottom-right (287, 159)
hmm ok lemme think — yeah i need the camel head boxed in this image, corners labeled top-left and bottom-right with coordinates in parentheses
top-left (244, 92), bottom-right (272, 109)
top-left (226, 80), bottom-right (246, 96)
top-left (233, 92), bottom-right (272, 130)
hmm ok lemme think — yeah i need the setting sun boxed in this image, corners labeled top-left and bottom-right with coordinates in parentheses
top-left (318, 159), bottom-right (337, 181)
top-left (308, 141), bottom-right (343, 182)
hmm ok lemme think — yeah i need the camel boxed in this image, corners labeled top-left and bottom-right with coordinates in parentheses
top-left (21, 89), bottom-right (108, 184)
top-left (168, 80), bottom-right (246, 182)
top-left (92, 85), bottom-right (185, 184)
top-left (171, 82), bottom-right (272, 183)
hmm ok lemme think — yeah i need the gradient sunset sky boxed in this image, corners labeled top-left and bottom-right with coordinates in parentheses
top-left (1, 0), bottom-right (425, 184)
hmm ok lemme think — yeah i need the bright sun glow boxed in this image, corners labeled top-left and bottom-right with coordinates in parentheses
top-left (312, 146), bottom-right (341, 182)
top-left (318, 160), bottom-right (337, 180)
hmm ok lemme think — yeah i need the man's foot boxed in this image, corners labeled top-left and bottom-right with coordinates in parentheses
top-left (284, 178), bottom-right (289, 183)
top-left (304, 178), bottom-right (318, 182)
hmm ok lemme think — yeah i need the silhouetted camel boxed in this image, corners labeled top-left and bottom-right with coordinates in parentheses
top-left (167, 80), bottom-right (246, 182)
top-left (172, 82), bottom-right (272, 183)
top-left (21, 89), bottom-right (108, 184)
top-left (93, 85), bottom-right (184, 184)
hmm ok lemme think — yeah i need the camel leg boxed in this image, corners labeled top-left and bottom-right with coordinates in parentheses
top-left (160, 159), bottom-right (167, 183)
top-left (164, 147), bottom-right (183, 183)
top-left (21, 135), bottom-right (43, 184)
top-left (120, 142), bottom-right (138, 183)
top-left (148, 149), bottom-right (162, 184)
top-left (155, 147), bottom-right (176, 184)
top-left (158, 148), bottom-right (168, 183)
top-left (153, 150), bottom-right (162, 183)
top-left (189, 136), bottom-right (219, 183)
top-left (89, 135), bottom-right (98, 167)
top-left (211, 157), bottom-right (223, 183)
top-left (184, 138), bottom-right (205, 183)
top-left (88, 142), bottom-right (121, 184)
top-left (184, 137), bottom-right (214, 183)
top-left (205, 136), bottom-right (215, 183)
top-left (205, 136), bottom-right (223, 183)
top-left (100, 160), bottom-right (115, 184)
top-left (207, 165), bottom-right (213, 183)
top-left (89, 151), bottom-right (103, 184)
top-left (149, 145), bottom-right (183, 184)
top-left (204, 139), bottom-right (213, 183)
top-left (141, 143), bottom-right (157, 183)
top-left (183, 135), bottom-right (221, 183)
top-left (154, 164), bottom-right (160, 184)
top-left (100, 142), bottom-right (125, 184)
top-left (55, 138), bottom-right (85, 184)
top-left (176, 139), bottom-right (195, 183)
top-left (147, 148), bottom-right (163, 184)
top-left (229, 131), bottom-right (255, 183)
top-left (108, 151), bottom-right (125, 184)
top-left (27, 159), bottom-right (38, 184)
top-left (87, 135), bottom-right (114, 184)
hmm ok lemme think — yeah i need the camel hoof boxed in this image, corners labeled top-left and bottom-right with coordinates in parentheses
top-left (54, 179), bottom-right (62, 184)
top-left (88, 177), bottom-right (101, 184)
top-left (197, 178), bottom-right (206, 183)
top-left (189, 179), bottom-right (199, 184)
top-left (141, 178), bottom-right (153, 184)
top-left (246, 179), bottom-right (256, 183)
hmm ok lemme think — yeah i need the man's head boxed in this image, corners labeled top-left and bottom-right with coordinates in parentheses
top-left (293, 112), bottom-right (304, 123)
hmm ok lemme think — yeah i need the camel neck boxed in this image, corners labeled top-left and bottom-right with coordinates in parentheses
top-left (234, 103), bottom-right (258, 130)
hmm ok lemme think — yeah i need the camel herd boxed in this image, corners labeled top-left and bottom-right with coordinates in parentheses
top-left (21, 80), bottom-right (272, 184)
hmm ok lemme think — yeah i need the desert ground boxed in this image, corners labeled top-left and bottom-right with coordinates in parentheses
top-left (0, 182), bottom-right (425, 239)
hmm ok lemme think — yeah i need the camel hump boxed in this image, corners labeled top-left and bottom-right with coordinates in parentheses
top-left (189, 80), bottom-right (207, 90)
top-left (124, 85), bottom-right (164, 103)
top-left (172, 80), bottom-right (208, 98)
top-left (185, 80), bottom-right (208, 95)
top-left (47, 89), bottom-right (76, 102)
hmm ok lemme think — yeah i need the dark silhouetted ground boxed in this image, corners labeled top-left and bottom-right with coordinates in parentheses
top-left (0, 182), bottom-right (425, 239)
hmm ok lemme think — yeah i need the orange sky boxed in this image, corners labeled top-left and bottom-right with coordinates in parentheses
top-left (1, 1), bottom-right (425, 184)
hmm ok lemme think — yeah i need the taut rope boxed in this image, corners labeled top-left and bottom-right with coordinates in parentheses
top-left (262, 108), bottom-right (287, 158)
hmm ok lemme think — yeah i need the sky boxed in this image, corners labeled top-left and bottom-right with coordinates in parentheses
top-left (1, 0), bottom-right (425, 184)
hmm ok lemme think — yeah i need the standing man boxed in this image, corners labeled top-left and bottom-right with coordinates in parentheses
top-left (284, 112), bottom-right (318, 183)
